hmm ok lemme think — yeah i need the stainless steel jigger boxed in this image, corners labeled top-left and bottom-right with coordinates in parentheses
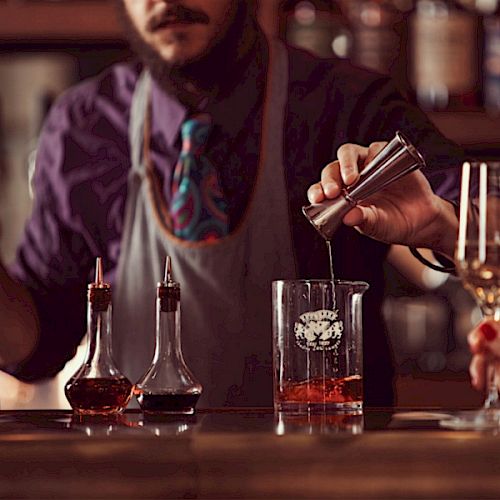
top-left (302, 131), bottom-right (427, 240)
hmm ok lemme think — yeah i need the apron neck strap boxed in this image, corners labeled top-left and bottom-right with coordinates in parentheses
top-left (129, 70), bottom-right (152, 175)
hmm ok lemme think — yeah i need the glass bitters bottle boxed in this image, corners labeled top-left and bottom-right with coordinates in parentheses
top-left (136, 257), bottom-right (202, 415)
top-left (65, 257), bottom-right (134, 415)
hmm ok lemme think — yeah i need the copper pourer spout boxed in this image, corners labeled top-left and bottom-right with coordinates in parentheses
top-left (94, 257), bottom-right (103, 286)
top-left (89, 256), bottom-right (109, 290)
top-left (164, 256), bottom-right (173, 283)
top-left (302, 131), bottom-right (426, 240)
top-left (88, 257), bottom-right (110, 302)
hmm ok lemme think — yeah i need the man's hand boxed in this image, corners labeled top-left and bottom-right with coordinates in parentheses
top-left (468, 320), bottom-right (500, 392)
top-left (0, 263), bottom-right (39, 367)
top-left (307, 142), bottom-right (458, 257)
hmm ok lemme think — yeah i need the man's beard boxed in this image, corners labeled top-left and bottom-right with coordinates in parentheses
top-left (118, 2), bottom-right (259, 108)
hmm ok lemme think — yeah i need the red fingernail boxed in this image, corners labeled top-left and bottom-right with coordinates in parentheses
top-left (480, 323), bottom-right (497, 342)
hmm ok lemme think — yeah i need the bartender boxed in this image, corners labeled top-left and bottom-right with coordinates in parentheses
top-left (0, 0), bottom-right (461, 407)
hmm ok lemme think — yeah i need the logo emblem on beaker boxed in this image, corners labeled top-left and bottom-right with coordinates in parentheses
top-left (294, 309), bottom-right (344, 351)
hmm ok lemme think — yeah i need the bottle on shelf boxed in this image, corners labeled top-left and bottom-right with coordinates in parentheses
top-left (481, 0), bottom-right (500, 114)
top-left (345, 0), bottom-right (410, 84)
top-left (135, 257), bottom-right (202, 415)
top-left (410, 0), bottom-right (480, 110)
top-left (65, 257), bottom-right (134, 415)
top-left (281, 0), bottom-right (352, 59)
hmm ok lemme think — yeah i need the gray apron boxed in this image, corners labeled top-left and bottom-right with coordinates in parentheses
top-left (113, 41), bottom-right (296, 407)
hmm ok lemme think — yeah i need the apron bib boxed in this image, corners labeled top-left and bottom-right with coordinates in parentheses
top-left (113, 41), bottom-right (296, 407)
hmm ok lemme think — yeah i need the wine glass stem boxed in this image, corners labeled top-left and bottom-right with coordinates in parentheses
top-left (482, 311), bottom-right (500, 409)
top-left (484, 363), bottom-right (499, 409)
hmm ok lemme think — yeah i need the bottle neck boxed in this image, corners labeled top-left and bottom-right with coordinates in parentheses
top-left (85, 301), bottom-right (114, 368)
top-left (154, 298), bottom-right (183, 362)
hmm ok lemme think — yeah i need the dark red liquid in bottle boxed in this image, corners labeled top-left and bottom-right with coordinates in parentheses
top-left (137, 393), bottom-right (200, 414)
top-left (65, 377), bottom-right (134, 415)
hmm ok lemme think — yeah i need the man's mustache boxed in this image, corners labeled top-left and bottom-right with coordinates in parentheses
top-left (147, 5), bottom-right (210, 32)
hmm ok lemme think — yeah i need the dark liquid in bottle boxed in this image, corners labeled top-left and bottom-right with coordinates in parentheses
top-left (65, 377), bottom-right (133, 415)
top-left (137, 393), bottom-right (200, 414)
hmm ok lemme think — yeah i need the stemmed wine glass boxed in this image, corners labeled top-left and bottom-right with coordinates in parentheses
top-left (441, 161), bottom-right (500, 430)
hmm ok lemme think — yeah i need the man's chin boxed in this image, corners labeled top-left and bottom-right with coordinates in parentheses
top-left (157, 49), bottom-right (202, 69)
top-left (154, 38), bottom-right (208, 68)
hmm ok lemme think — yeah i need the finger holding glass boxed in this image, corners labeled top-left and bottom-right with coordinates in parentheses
top-left (468, 320), bottom-right (500, 393)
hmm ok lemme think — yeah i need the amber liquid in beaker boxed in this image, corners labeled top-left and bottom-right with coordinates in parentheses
top-left (279, 375), bottom-right (363, 405)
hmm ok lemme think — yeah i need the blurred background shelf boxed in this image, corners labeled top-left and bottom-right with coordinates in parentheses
top-left (1, 1), bottom-right (500, 153)
top-left (0, 1), bottom-right (123, 41)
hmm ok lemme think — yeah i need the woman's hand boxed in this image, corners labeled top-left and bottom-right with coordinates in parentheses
top-left (468, 320), bottom-right (500, 392)
top-left (307, 141), bottom-right (458, 257)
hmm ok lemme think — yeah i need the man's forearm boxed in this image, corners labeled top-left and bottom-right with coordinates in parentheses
top-left (0, 263), bottom-right (39, 367)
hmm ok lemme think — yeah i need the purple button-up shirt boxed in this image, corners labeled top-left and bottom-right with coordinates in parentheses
top-left (9, 34), bottom-right (463, 406)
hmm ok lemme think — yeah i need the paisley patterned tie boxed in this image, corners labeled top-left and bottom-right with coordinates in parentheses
top-left (170, 114), bottom-right (228, 241)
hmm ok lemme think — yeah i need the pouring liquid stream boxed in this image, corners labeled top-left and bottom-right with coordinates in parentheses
top-left (326, 240), bottom-right (336, 310)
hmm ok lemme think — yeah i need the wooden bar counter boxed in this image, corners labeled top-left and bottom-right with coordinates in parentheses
top-left (1, 408), bottom-right (499, 499)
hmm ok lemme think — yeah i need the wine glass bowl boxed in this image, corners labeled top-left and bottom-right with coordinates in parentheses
top-left (456, 162), bottom-right (500, 322)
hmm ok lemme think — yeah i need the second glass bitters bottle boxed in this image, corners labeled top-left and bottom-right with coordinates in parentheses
top-left (136, 257), bottom-right (202, 415)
